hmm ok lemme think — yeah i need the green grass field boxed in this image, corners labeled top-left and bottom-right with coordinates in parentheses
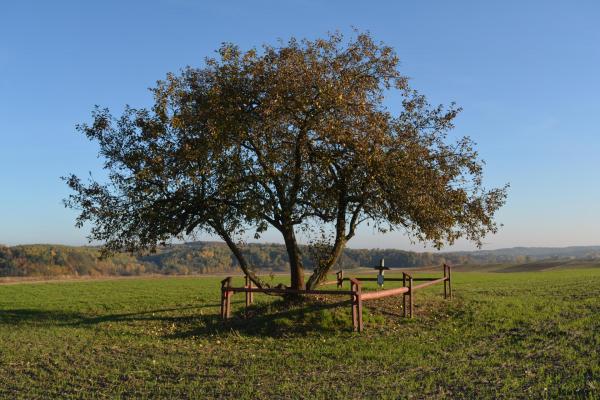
top-left (1, 268), bottom-right (599, 399)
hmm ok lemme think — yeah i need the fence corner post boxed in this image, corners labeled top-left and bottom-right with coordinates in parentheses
top-left (402, 272), bottom-right (413, 318)
top-left (349, 278), bottom-right (363, 332)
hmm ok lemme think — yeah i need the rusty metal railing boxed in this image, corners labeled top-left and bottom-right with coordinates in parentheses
top-left (219, 264), bottom-right (452, 332)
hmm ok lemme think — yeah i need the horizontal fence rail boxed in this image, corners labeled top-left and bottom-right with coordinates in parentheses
top-left (219, 264), bottom-right (453, 332)
top-left (337, 277), bottom-right (441, 283)
top-left (361, 286), bottom-right (409, 301)
top-left (228, 287), bottom-right (355, 296)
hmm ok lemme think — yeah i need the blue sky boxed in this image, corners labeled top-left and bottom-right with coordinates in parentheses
top-left (1, 0), bottom-right (599, 250)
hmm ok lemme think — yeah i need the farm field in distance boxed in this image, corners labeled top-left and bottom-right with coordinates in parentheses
top-left (1, 266), bottom-right (599, 399)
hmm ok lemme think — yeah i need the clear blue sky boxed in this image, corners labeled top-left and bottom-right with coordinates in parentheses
top-left (1, 0), bottom-right (599, 251)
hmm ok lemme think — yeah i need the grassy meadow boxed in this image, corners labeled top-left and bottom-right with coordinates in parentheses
top-left (0, 267), bottom-right (599, 399)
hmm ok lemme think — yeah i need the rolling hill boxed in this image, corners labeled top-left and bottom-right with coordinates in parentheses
top-left (1, 242), bottom-right (600, 278)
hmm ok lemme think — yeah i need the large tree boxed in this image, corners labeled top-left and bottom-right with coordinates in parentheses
top-left (64, 32), bottom-right (507, 290)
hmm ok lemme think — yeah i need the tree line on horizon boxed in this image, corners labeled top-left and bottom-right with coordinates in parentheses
top-left (2, 242), bottom-right (600, 279)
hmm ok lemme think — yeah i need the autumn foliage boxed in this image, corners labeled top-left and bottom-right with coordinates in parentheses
top-left (65, 32), bottom-right (507, 290)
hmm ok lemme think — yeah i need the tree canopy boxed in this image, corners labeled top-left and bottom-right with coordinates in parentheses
top-left (64, 32), bottom-right (507, 290)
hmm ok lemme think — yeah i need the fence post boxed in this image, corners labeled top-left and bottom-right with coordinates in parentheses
top-left (447, 264), bottom-right (452, 299)
top-left (408, 275), bottom-right (413, 318)
top-left (402, 272), bottom-right (413, 318)
top-left (336, 270), bottom-right (344, 288)
top-left (350, 279), bottom-right (356, 329)
top-left (443, 264), bottom-right (448, 299)
top-left (402, 272), bottom-right (407, 317)
top-left (349, 278), bottom-right (363, 332)
top-left (357, 285), bottom-right (363, 332)
top-left (221, 277), bottom-right (232, 319)
top-left (245, 275), bottom-right (253, 307)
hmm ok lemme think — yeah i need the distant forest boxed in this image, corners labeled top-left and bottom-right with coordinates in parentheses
top-left (1, 242), bottom-right (600, 278)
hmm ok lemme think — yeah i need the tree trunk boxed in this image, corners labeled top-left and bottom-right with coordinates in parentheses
top-left (305, 196), bottom-right (360, 289)
top-left (214, 224), bottom-right (270, 289)
top-left (281, 226), bottom-right (305, 290)
top-left (306, 238), bottom-right (346, 289)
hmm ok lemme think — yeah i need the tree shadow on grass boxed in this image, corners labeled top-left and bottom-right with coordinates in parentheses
top-left (0, 303), bottom-right (222, 327)
top-left (0, 308), bottom-right (84, 325)
top-left (168, 298), bottom-right (355, 338)
top-left (73, 304), bottom-right (223, 325)
top-left (0, 294), bottom-right (464, 338)
top-left (0, 299), bottom-right (356, 338)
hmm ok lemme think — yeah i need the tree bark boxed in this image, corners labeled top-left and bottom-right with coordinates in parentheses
top-left (213, 224), bottom-right (270, 289)
top-left (305, 237), bottom-right (346, 289)
top-left (305, 200), bottom-right (362, 289)
top-left (281, 226), bottom-right (305, 290)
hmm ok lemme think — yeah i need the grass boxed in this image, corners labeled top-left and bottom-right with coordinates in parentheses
top-left (0, 268), bottom-right (599, 399)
